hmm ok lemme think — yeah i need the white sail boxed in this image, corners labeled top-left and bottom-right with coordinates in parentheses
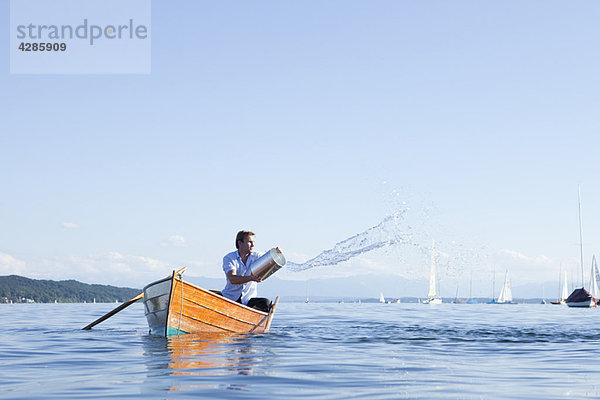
top-left (497, 284), bottom-right (506, 303)
top-left (497, 270), bottom-right (513, 303)
top-left (590, 256), bottom-right (600, 299)
top-left (504, 279), bottom-right (512, 303)
top-left (428, 240), bottom-right (437, 297)
top-left (590, 275), bottom-right (600, 299)
top-left (561, 271), bottom-right (568, 302)
top-left (423, 240), bottom-right (442, 304)
top-left (379, 292), bottom-right (385, 303)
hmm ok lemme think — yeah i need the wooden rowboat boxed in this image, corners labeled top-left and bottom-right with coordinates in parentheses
top-left (143, 270), bottom-right (279, 337)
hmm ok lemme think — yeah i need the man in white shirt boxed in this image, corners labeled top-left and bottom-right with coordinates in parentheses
top-left (221, 230), bottom-right (272, 312)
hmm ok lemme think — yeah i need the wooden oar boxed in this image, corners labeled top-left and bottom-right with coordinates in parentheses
top-left (81, 292), bottom-right (144, 330)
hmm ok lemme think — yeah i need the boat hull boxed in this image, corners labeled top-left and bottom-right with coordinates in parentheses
top-left (143, 271), bottom-right (279, 337)
top-left (566, 300), bottom-right (596, 308)
top-left (144, 277), bottom-right (172, 335)
top-left (565, 288), bottom-right (596, 308)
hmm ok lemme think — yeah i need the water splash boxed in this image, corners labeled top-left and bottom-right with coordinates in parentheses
top-left (285, 204), bottom-right (490, 282)
top-left (287, 209), bottom-right (421, 272)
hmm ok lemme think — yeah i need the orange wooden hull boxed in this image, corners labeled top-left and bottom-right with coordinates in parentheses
top-left (143, 271), bottom-right (279, 337)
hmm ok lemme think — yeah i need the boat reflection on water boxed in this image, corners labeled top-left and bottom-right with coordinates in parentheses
top-left (166, 333), bottom-right (262, 392)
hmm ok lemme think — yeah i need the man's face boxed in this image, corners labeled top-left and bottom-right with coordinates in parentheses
top-left (238, 235), bottom-right (255, 254)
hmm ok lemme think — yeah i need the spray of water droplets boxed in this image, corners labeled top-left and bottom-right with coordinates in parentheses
top-left (284, 202), bottom-right (492, 282)
top-left (286, 209), bottom-right (423, 272)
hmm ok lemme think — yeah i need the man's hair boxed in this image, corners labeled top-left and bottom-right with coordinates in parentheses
top-left (235, 230), bottom-right (255, 249)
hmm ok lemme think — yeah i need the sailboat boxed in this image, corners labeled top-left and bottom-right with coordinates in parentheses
top-left (551, 268), bottom-right (568, 305)
top-left (305, 281), bottom-right (309, 303)
top-left (561, 270), bottom-right (568, 303)
top-left (567, 186), bottom-right (596, 308)
top-left (495, 270), bottom-right (515, 304)
top-left (452, 283), bottom-right (465, 304)
top-left (570, 256), bottom-right (600, 307)
top-left (423, 240), bottom-right (442, 304)
top-left (487, 268), bottom-right (497, 304)
top-left (566, 285), bottom-right (595, 308)
top-left (379, 292), bottom-right (386, 303)
top-left (540, 284), bottom-right (547, 304)
top-left (466, 272), bottom-right (479, 304)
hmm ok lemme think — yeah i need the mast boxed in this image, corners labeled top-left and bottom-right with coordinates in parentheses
top-left (558, 264), bottom-right (568, 302)
top-left (491, 267), bottom-right (496, 301)
top-left (558, 264), bottom-right (562, 301)
top-left (469, 272), bottom-right (473, 300)
top-left (428, 240), bottom-right (437, 298)
top-left (305, 281), bottom-right (309, 303)
top-left (562, 271), bottom-right (568, 301)
top-left (578, 185), bottom-right (584, 287)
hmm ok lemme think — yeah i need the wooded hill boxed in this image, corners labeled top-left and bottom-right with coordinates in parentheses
top-left (0, 275), bottom-right (140, 303)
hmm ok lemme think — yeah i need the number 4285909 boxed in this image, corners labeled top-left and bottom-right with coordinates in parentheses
top-left (18, 42), bottom-right (67, 51)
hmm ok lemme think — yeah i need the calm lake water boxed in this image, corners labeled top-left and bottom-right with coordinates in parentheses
top-left (3, 302), bottom-right (600, 399)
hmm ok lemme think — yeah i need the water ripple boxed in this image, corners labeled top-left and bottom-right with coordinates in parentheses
top-left (3, 303), bottom-right (600, 399)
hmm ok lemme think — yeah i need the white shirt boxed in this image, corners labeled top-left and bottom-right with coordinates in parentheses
top-left (221, 249), bottom-right (263, 305)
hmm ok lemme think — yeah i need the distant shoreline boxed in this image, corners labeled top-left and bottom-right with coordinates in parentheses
top-left (0, 275), bottom-right (140, 304)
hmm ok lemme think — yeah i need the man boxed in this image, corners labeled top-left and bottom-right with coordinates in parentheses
top-left (221, 230), bottom-right (272, 312)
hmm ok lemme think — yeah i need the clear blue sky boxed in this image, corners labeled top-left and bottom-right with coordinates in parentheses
top-left (2, 1), bottom-right (600, 296)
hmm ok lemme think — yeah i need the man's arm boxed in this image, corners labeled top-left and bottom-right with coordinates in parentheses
top-left (226, 270), bottom-right (262, 284)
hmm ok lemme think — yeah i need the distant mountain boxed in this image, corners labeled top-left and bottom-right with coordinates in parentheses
top-left (0, 275), bottom-right (141, 303)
